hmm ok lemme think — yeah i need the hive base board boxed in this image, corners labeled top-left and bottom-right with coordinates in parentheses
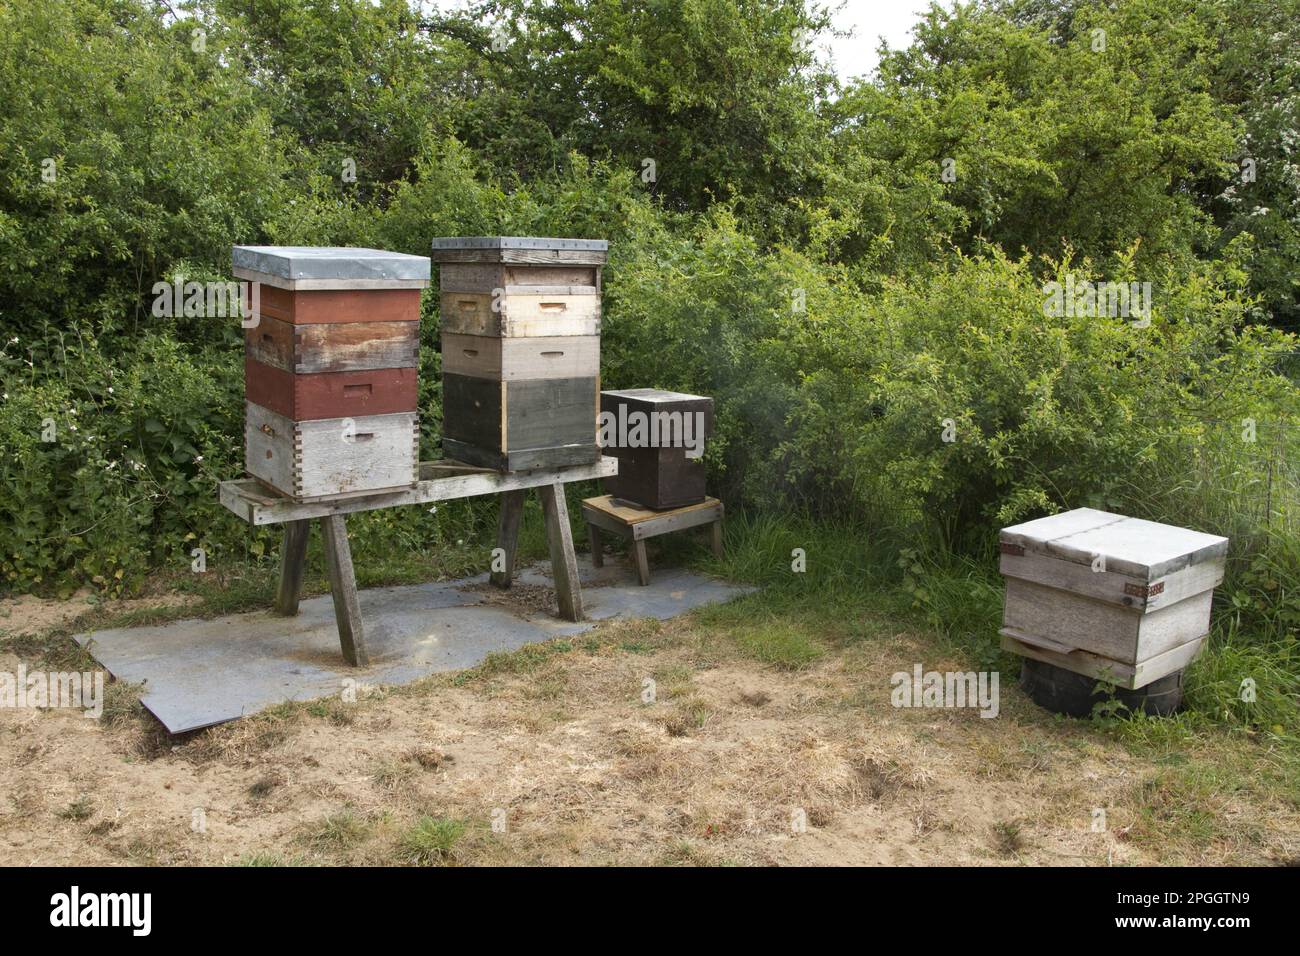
top-left (442, 437), bottom-right (600, 472)
top-left (1000, 628), bottom-right (1205, 690)
top-left (245, 475), bottom-right (419, 505)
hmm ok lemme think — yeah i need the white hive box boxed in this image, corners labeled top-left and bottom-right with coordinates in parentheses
top-left (999, 508), bottom-right (1228, 689)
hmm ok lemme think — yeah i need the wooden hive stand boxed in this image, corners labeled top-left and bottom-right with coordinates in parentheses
top-left (582, 494), bottom-right (724, 586)
top-left (219, 457), bottom-right (618, 666)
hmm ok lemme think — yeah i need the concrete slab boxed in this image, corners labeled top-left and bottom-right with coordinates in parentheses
top-left (74, 564), bottom-right (753, 733)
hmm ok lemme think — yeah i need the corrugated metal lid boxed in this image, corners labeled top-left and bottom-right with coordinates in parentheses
top-left (430, 236), bottom-right (609, 251)
top-left (231, 246), bottom-right (431, 282)
top-left (1000, 508), bottom-right (1229, 580)
top-left (430, 236), bottom-right (608, 264)
top-left (601, 388), bottom-right (711, 404)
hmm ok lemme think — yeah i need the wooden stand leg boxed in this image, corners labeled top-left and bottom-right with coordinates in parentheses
top-left (275, 519), bottom-right (311, 615)
top-left (588, 524), bottom-right (603, 568)
top-left (710, 517), bottom-right (724, 559)
top-left (539, 482), bottom-right (584, 621)
top-left (631, 538), bottom-right (651, 586)
top-left (490, 489), bottom-right (526, 589)
top-left (320, 514), bottom-right (369, 667)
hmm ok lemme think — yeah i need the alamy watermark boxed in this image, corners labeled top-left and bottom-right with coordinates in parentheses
top-left (891, 664), bottom-right (1000, 718)
top-left (0, 664), bottom-right (104, 718)
top-left (1042, 274), bottom-right (1152, 325)
top-left (598, 405), bottom-right (707, 459)
top-left (151, 278), bottom-right (260, 327)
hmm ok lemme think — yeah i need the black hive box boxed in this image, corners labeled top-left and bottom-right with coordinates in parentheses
top-left (600, 389), bottom-right (713, 510)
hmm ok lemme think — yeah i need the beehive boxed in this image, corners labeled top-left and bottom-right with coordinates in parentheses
top-left (431, 237), bottom-right (606, 471)
top-left (599, 389), bottom-right (714, 510)
top-left (998, 508), bottom-right (1229, 689)
top-left (233, 246), bottom-right (430, 500)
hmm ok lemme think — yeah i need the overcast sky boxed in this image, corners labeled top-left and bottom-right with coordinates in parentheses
top-left (822, 0), bottom-right (933, 80)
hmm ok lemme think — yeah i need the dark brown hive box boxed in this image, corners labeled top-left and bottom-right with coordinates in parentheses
top-left (599, 389), bottom-right (714, 510)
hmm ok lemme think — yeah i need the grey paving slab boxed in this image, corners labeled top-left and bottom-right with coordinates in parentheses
top-left (74, 565), bottom-right (752, 733)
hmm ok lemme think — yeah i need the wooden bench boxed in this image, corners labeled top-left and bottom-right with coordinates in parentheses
top-left (219, 456), bottom-right (618, 666)
top-left (582, 495), bottom-right (723, 585)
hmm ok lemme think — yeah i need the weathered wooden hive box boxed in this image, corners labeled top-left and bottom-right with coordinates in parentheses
top-left (600, 389), bottom-right (714, 510)
top-left (233, 246), bottom-right (431, 500)
top-left (431, 237), bottom-right (606, 471)
top-left (999, 508), bottom-right (1229, 689)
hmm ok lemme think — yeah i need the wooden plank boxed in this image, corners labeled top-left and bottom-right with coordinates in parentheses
top-left (218, 456), bottom-right (619, 526)
top-left (320, 514), bottom-right (368, 666)
top-left (582, 494), bottom-right (718, 524)
top-left (588, 524), bottom-right (604, 568)
top-left (539, 482), bottom-right (584, 621)
top-left (582, 502), bottom-right (636, 540)
top-left (503, 443), bottom-right (600, 471)
top-left (580, 497), bottom-right (722, 541)
top-left (631, 539), bottom-right (651, 586)
top-left (442, 439), bottom-right (601, 472)
top-left (490, 489), bottom-right (526, 588)
top-left (507, 377), bottom-right (598, 451)
top-left (275, 520), bottom-right (312, 615)
top-left (245, 358), bottom-right (419, 420)
top-left (441, 333), bottom-right (599, 381)
top-left (245, 313), bottom-right (297, 370)
top-left (710, 517), bottom-right (724, 559)
top-left (294, 320), bottom-right (419, 373)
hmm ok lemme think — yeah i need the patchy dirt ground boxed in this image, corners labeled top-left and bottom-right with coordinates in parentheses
top-left (0, 589), bottom-right (199, 639)
top-left (1, 589), bottom-right (1297, 866)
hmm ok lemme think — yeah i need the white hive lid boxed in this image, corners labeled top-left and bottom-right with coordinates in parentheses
top-left (1000, 508), bottom-right (1229, 580)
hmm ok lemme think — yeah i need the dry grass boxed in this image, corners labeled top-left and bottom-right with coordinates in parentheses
top-left (1, 602), bottom-right (1297, 867)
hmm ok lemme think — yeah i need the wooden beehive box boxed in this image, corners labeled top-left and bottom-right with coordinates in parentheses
top-left (998, 508), bottom-right (1229, 689)
top-left (233, 245), bottom-right (430, 501)
top-left (599, 389), bottom-right (714, 510)
top-left (431, 237), bottom-right (606, 471)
